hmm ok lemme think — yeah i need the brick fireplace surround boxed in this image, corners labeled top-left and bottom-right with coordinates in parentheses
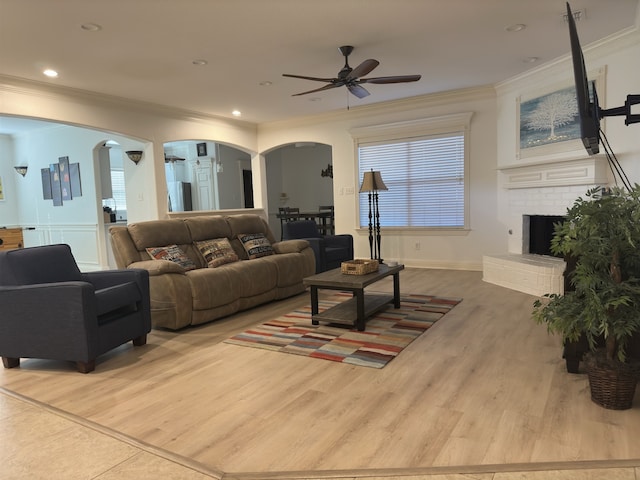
top-left (483, 157), bottom-right (609, 297)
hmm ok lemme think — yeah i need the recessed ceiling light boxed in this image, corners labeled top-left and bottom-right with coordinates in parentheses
top-left (232, 110), bottom-right (241, 117)
top-left (523, 56), bottom-right (540, 63)
top-left (81, 23), bottom-right (102, 32)
top-left (259, 81), bottom-right (273, 86)
top-left (43, 69), bottom-right (58, 78)
top-left (192, 59), bottom-right (208, 66)
top-left (505, 23), bottom-right (526, 32)
top-left (308, 97), bottom-right (322, 102)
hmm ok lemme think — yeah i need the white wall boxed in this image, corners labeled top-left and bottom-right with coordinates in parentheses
top-left (1, 85), bottom-right (501, 270)
top-left (495, 28), bottom-right (640, 254)
top-left (259, 87), bottom-right (501, 270)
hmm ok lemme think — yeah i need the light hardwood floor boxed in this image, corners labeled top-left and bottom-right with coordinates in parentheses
top-left (2, 268), bottom-right (640, 479)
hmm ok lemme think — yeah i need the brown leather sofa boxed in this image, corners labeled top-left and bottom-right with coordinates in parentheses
top-left (109, 214), bottom-right (315, 330)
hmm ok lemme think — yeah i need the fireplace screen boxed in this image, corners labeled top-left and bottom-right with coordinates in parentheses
top-left (524, 215), bottom-right (566, 257)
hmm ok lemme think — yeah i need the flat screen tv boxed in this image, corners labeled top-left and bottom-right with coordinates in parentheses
top-left (566, 2), bottom-right (600, 155)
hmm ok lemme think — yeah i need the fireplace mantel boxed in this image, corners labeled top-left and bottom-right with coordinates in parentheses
top-left (499, 157), bottom-right (609, 189)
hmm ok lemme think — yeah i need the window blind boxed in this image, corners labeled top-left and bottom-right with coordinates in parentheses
top-left (358, 132), bottom-right (465, 228)
top-left (105, 168), bottom-right (127, 214)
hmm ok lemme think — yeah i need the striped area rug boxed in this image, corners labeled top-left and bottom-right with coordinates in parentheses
top-left (224, 293), bottom-right (461, 368)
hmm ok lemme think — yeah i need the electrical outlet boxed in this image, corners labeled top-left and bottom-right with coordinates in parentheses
top-left (414, 241), bottom-right (421, 251)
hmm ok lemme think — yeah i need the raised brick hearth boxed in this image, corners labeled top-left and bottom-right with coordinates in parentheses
top-left (483, 157), bottom-right (609, 296)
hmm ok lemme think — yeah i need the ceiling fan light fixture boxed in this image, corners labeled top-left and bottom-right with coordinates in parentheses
top-left (283, 45), bottom-right (421, 99)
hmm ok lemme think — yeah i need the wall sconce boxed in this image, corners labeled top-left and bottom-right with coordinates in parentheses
top-left (126, 150), bottom-right (143, 165)
top-left (14, 166), bottom-right (28, 177)
top-left (321, 163), bottom-right (333, 178)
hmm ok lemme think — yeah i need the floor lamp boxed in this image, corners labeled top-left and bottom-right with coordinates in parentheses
top-left (359, 169), bottom-right (388, 263)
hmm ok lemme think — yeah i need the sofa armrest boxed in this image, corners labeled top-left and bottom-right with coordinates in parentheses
top-left (82, 268), bottom-right (149, 290)
top-left (127, 259), bottom-right (188, 276)
top-left (289, 237), bottom-right (326, 272)
top-left (272, 239), bottom-right (311, 254)
top-left (0, 282), bottom-right (98, 359)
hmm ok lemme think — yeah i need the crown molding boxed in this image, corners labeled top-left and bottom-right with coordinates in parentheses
top-left (259, 85), bottom-right (495, 132)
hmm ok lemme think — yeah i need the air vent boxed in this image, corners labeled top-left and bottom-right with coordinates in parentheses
top-left (563, 9), bottom-right (584, 23)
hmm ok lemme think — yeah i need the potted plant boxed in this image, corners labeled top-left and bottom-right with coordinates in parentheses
top-left (532, 185), bottom-right (640, 409)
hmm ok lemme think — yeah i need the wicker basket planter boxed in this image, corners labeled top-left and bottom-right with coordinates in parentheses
top-left (341, 259), bottom-right (379, 275)
top-left (585, 353), bottom-right (639, 410)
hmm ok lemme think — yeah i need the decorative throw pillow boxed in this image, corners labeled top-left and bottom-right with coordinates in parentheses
top-left (237, 233), bottom-right (274, 259)
top-left (194, 238), bottom-right (239, 268)
top-left (146, 244), bottom-right (197, 271)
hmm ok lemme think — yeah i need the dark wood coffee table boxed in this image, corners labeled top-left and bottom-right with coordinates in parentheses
top-left (302, 263), bottom-right (404, 331)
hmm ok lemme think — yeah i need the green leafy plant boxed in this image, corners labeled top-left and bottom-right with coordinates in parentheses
top-left (532, 185), bottom-right (640, 363)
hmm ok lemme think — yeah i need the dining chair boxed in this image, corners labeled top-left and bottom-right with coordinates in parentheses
top-left (278, 207), bottom-right (301, 239)
top-left (317, 205), bottom-right (335, 235)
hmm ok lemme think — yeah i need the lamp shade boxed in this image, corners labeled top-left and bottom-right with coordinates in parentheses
top-left (359, 170), bottom-right (388, 192)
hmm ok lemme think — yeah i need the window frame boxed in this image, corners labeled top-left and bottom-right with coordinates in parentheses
top-left (351, 112), bottom-right (473, 233)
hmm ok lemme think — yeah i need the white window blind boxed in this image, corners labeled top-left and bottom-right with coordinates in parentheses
top-left (105, 168), bottom-right (127, 214)
top-left (358, 132), bottom-right (465, 228)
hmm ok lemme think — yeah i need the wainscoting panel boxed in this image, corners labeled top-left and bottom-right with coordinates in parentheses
top-left (20, 224), bottom-right (102, 271)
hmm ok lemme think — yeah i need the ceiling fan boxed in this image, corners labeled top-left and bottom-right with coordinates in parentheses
top-left (282, 45), bottom-right (421, 99)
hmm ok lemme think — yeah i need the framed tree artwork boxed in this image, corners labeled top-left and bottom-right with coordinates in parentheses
top-left (516, 67), bottom-right (606, 163)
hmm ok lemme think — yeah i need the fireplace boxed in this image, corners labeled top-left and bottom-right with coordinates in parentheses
top-left (482, 157), bottom-right (609, 296)
top-left (523, 215), bottom-right (566, 257)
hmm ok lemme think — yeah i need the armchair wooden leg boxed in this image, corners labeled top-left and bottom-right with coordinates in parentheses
top-left (76, 360), bottom-right (95, 373)
top-left (132, 334), bottom-right (147, 347)
top-left (2, 357), bottom-right (20, 369)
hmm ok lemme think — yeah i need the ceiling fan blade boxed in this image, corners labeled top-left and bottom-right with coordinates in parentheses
top-left (359, 75), bottom-right (422, 84)
top-left (291, 83), bottom-right (342, 96)
top-left (283, 73), bottom-right (337, 83)
top-left (347, 84), bottom-right (370, 99)
top-left (345, 59), bottom-right (379, 81)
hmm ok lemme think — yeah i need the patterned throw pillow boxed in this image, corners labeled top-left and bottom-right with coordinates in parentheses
top-left (146, 244), bottom-right (197, 271)
top-left (237, 233), bottom-right (274, 259)
top-left (194, 238), bottom-right (239, 268)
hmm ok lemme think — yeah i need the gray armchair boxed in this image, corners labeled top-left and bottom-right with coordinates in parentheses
top-left (282, 220), bottom-right (353, 273)
top-left (0, 244), bottom-right (151, 373)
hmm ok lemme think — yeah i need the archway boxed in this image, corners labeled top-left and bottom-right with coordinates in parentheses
top-left (264, 142), bottom-right (333, 238)
top-left (163, 140), bottom-right (253, 212)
